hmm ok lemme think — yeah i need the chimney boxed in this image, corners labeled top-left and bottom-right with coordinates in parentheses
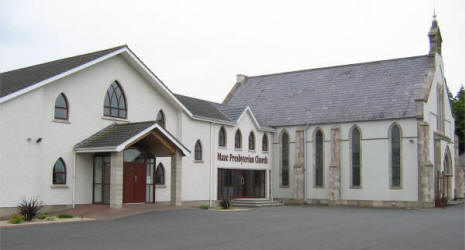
top-left (236, 74), bottom-right (247, 84)
top-left (428, 14), bottom-right (442, 55)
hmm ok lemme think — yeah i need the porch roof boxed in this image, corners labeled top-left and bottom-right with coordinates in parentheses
top-left (74, 121), bottom-right (190, 156)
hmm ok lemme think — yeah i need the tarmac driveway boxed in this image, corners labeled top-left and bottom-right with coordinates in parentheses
top-left (1, 204), bottom-right (464, 250)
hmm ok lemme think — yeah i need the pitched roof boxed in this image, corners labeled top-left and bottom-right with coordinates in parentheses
top-left (74, 121), bottom-right (190, 155)
top-left (225, 55), bottom-right (434, 127)
top-left (0, 45), bottom-right (126, 98)
top-left (174, 94), bottom-right (233, 122)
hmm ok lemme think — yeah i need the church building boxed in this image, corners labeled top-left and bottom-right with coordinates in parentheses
top-left (0, 19), bottom-right (463, 216)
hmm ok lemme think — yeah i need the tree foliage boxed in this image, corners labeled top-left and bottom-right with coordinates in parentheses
top-left (450, 86), bottom-right (465, 153)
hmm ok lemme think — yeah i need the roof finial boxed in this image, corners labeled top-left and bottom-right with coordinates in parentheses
top-left (433, 8), bottom-right (437, 20)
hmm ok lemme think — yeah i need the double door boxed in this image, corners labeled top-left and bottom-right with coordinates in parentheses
top-left (218, 169), bottom-right (265, 199)
top-left (123, 162), bottom-right (147, 203)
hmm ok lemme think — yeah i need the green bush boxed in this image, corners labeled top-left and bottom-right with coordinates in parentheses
top-left (17, 197), bottom-right (43, 221)
top-left (46, 216), bottom-right (55, 221)
top-left (8, 214), bottom-right (24, 224)
top-left (57, 213), bottom-right (73, 219)
top-left (37, 214), bottom-right (48, 220)
top-left (200, 204), bottom-right (209, 209)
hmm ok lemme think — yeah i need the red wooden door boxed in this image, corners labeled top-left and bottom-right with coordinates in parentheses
top-left (123, 163), bottom-right (146, 203)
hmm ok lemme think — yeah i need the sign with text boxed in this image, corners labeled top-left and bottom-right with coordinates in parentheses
top-left (217, 153), bottom-right (268, 164)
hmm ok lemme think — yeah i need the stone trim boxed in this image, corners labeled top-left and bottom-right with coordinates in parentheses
top-left (294, 129), bottom-right (305, 200)
top-left (301, 199), bottom-right (433, 209)
top-left (417, 121), bottom-right (434, 206)
top-left (329, 126), bottom-right (341, 200)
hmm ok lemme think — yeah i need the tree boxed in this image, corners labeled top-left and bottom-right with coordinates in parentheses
top-left (450, 86), bottom-right (465, 153)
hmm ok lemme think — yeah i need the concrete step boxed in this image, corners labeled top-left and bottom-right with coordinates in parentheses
top-left (231, 199), bottom-right (284, 208)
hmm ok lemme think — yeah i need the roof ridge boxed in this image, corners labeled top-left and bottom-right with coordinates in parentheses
top-left (0, 45), bottom-right (127, 74)
top-left (245, 54), bottom-right (432, 79)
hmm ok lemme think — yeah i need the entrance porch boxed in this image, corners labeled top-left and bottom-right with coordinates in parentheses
top-left (74, 121), bottom-right (190, 208)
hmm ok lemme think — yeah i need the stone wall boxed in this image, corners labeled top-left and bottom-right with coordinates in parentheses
top-left (294, 129), bottom-right (305, 200)
top-left (329, 126), bottom-right (341, 201)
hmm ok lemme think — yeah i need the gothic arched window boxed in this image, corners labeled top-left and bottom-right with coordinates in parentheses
top-left (235, 129), bottom-right (242, 149)
top-left (281, 131), bottom-right (289, 187)
top-left (53, 158), bottom-right (67, 184)
top-left (195, 140), bottom-right (202, 161)
top-left (54, 93), bottom-right (69, 120)
top-left (103, 81), bottom-right (127, 119)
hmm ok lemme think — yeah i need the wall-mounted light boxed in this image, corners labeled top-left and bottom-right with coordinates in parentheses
top-left (27, 138), bottom-right (31, 142)
top-left (409, 139), bottom-right (415, 143)
top-left (36, 138), bottom-right (42, 143)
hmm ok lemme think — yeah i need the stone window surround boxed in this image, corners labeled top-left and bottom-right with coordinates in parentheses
top-left (388, 122), bottom-right (403, 190)
top-left (313, 127), bottom-right (325, 188)
top-left (349, 125), bottom-right (362, 189)
top-left (279, 129), bottom-right (290, 188)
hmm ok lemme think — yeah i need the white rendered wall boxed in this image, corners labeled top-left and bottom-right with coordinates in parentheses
top-left (180, 110), bottom-right (273, 202)
top-left (0, 55), bottom-right (181, 207)
top-left (272, 119), bottom-right (419, 202)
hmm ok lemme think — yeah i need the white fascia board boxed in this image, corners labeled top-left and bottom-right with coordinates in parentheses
top-left (74, 146), bottom-right (118, 153)
top-left (190, 115), bottom-right (236, 126)
top-left (122, 50), bottom-right (194, 117)
top-left (114, 123), bottom-right (190, 156)
top-left (0, 48), bottom-right (127, 104)
top-left (236, 106), bottom-right (275, 133)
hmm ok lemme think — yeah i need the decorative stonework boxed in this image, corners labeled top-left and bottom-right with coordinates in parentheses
top-left (329, 126), bottom-right (341, 201)
top-left (110, 151), bottom-right (124, 208)
top-left (294, 129), bottom-right (305, 200)
top-left (417, 121), bottom-right (434, 205)
top-left (171, 150), bottom-right (183, 206)
top-left (454, 136), bottom-right (464, 199)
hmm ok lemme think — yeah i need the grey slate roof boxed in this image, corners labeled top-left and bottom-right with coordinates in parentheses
top-left (0, 45), bottom-right (126, 98)
top-left (174, 94), bottom-right (237, 122)
top-left (75, 121), bottom-right (156, 149)
top-left (74, 121), bottom-right (190, 154)
top-left (211, 103), bottom-right (247, 122)
top-left (225, 55), bottom-right (434, 127)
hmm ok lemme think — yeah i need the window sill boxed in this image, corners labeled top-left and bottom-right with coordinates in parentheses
top-left (350, 186), bottom-right (362, 189)
top-left (218, 146), bottom-right (227, 150)
top-left (262, 150), bottom-right (269, 154)
top-left (313, 186), bottom-right (325, 189)
top-left (156, 184), bottom-right (166, 188)
top-left (234, 148), bottom-right (242, 151)
top-left (280, 185), bottom-right (289, 188)
top-left (194, 160), bottom-right (204, 164)
top-left (102, 116), bottom-right (129, 123)
top-left (248, 150), bottom-right (256, 153)
top-left (52, 119), bottom-right (70, 124)
top-left (390, 186), bottom-right (403, 190)
top-left (50, 184), bottom-right (69, 189)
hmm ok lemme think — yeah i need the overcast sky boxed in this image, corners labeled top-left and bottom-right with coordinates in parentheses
top-left (1, 0), bottom-right (464, 103)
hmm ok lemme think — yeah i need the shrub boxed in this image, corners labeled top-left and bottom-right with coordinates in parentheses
top-left (57, 213), bottom-right (73, 219)
top-left (17, 197), bottom-right (43, 221)
top-left (220, 199), bottom-right (232, 209)
top-left (200, 204), bottom-right (209, 209)
top-left (46, 216), bottom-right (55, 221)
top-left (37, 214), bottom-right (48, 220)
top-left (8, 214), bottom-right (24, 224)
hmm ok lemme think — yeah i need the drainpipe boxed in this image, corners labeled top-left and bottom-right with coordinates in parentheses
top-left (209, 122), bottom-right (214, 208)
top-left (303, 124), bottom-right (310, 202)
top-left (72, 152), bottom-right (77, 209)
